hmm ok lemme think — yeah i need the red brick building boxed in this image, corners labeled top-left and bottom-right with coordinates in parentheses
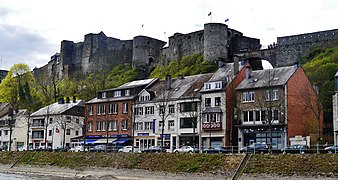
top-left (236, 64), bottom-right (323, 150)
top-left (84, 79), bottom-right (158, 146)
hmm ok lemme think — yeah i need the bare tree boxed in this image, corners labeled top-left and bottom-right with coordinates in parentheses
top-left (153, 77), bottom-right (174, 151)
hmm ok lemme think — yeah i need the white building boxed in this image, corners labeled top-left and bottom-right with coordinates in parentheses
top-left (134, 74), bottom-right (213, 152)
top-left (0, 107), bottom-right (30, 151)
top-left (333, 71), bottom-right (338, 145)
top-left (30, 97), bottom-right (84, 149)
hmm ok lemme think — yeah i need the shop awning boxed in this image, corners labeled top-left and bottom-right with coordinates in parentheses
top-left (93, 138), bottom-right (117, 144)
top-left (112, 138), bottom-right (131, 144)
top-left (79, 139), bottom-right (97, 144)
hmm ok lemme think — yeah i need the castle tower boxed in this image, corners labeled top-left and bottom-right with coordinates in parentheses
top-left (132, 36), bottom-right (166, 68)
top-left (203, 23), bottom-right (229, 62)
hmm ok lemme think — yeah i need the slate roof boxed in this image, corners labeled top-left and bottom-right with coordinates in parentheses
top-left (31, 100), bottom-right (85, 116)
top-left (236, 66), bottom-right (298, 90)
top-left (99, 78), bottom-right (157, 92)
top-left (150, 73), bottom-right (213, 101)
top-left (88, 78), bottom-right (158, 104)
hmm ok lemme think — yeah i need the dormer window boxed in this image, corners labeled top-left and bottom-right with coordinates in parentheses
top-left (102, 92), bottom-right (106, 98)
top-left (140, 95), bottom-right (150, 101)
top-left (125, 89), bottom-right (130, 96)
top-left (114, 91), bottom-right (121, 97)
top-left (215, 82), bottom-right (222, 89)
top-left (205, 83), bottom-right (211, 90)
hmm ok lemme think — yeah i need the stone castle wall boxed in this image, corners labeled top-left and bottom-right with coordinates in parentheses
top-left (276, 29), bottom-right (338, 67)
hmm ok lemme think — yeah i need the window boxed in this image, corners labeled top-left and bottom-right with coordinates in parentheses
top-left (102, 92), bottom-right (106, 98)
top-left (168, 120), bottom-right (174, 130)
top-left (66, 116), bottom-right (71, 123)
top-left (145, 106), bottom-right (154, 115)
top-left (215, 82), bottom-right (222, 89)
top-left (242, 92), bottom-right (255, 102)
top-left (75, 131), bottom-right (79, 136)
top-left (49, 130), bottom-right (52, 136)
top-left (88, 122), bottom-right (92, 132)
top-left (159, 105), bottom-right (165, 114)
top-left (135, 122), bottom-right (143, 130)
top-left (66, 129), bottom-right (70, 135)
top-left (88, 106), bottom-right (93, 116)
top-left (49, 118), bottom-right (53, 124)
top-left (135, 107), bottom-right (143, 115)
top-left (243, 111), bottom-right (254, 122)
top-left (96, 121), bottom-right (105, 131)
top-left (97, 105), bottom-right (106, 115)
top-left (203, 113), bottom-right (221, 123)
top-left (114, 91), bottom-right (121, 97)
top-left (112, 120), bottom-right (118, 131)
top-left (122, 102), bottom-right (128, 113)
top-left (266, 89), bottom-right (279, 101)
top-left (109, 103), bottom-right (118, 114)
top-left (273, 109), bottom-right (279, 120)
top-left (122, 120), bottom-right (128, 130)
top-left (169, 105), bottom-right (175, 114)
top-left (145, 122), bottom-right (153, 130)
top-left (159, 121), bottom-right (163, 128)
top-left (125, 89), bottom-right (130, 96)
top-left (205, 83), bottom-right (211, 90)
top-left (205, 98), bottom-right (211, 107)
top-left (180, 102), bottom-right (197, 112)
top-left (215, 97), bottom-right (221, 106)
top-left (180, 117), bottom-right (197, 128)
top-left (140, 95), bottom-right (150, 101)
top-left (76, 119), bottom-right (79, 124)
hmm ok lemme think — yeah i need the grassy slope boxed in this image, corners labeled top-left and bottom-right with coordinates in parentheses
top-left (244, 154), bottom-right (338, 177)
top-left (0, 152), bottom-right (337, 177)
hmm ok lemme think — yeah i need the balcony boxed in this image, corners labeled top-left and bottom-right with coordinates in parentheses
top-left (31, 135), bottom-right (44, 140)
top-left (202, 122), bottom-right (222, 131)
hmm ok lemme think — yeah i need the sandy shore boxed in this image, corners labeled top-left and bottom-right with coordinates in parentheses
top-left (0, 164), bottom-right (336, 180)
top-left (0, 164), bottom-right (229, 180)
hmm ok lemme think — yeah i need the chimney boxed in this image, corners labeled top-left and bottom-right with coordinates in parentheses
top-left (165, 75), bottom-right (171, 90)
top-left (72, 96), bottom-right (76, 103)
top-left (66, 97), bottom-right (70, 103)
top-left (217, 60), bottom-right (225, 68)
top-left (233, 56), bottom-right (239, 75)
top-left (245, 64), bottom-right (251, 79)
top-left (58, 98), bottom-right (64, 104)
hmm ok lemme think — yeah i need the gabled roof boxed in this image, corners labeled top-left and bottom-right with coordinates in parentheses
top-left (208, 62), bottom-right (242, 82)
top-left (99, 78), bottom-right (158, 92)
top-left (31, 100), bottom-right (84, 117)
top-left (150, 73), bottom-right (213, 101)
top-left (236, 66), bottom-right (298, 90)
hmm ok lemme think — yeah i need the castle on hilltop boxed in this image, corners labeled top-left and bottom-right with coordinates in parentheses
top-left (33, 23), bottom-right (338, 80)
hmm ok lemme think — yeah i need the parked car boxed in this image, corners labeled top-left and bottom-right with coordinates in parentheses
top-left (173, 146), bottom-right (199, 153)
top-left (141, 146), bottom-right (166, 153)
top-left (89, 145), bottom-right (106, 152)
top-left (240, 143), bottom-right (269, 154)
top-left (118, 146), bottom-right (140, 153)
top-left (324, 144), bottom-right (338, 154)
top-left (281, 144), bottom-right (310, 154)
top-left (34, 146), bottom-right (52, 152)
top-left (203, 147), bottom-right (232, 154)
top-left (69, 146), bottom-right (85, 152)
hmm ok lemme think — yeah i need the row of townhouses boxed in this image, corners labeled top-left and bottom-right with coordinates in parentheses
top-left (0, 62), bottom-right (327, 151)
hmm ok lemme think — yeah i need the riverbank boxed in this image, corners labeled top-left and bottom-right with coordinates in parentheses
top-left (0, 152), bottom-right (336, 179)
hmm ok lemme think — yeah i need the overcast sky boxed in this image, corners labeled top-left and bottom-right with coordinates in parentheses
top-left (0, 0), bottom-right (338, 70)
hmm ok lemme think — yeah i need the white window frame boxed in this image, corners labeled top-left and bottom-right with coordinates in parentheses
top-left (125, 89), bottom-right (130, 96)
top-left (88, 122), bottom-right (92, 132)
top-left (102, 92), bottom-right (106, 98)
top-left (122, 102), bottom-right (128, 113)
top-left (215, 82), bottom-right (222, 89)
top-left (205, 83), bottom-right (211, 90)
top-left (114, 91), bottom-right (121, 97)
top-left (121, 120), bottom-right (128, 130)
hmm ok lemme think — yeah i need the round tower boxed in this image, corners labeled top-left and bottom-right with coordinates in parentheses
top-left (203, 23), bottom-right (229, 62)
